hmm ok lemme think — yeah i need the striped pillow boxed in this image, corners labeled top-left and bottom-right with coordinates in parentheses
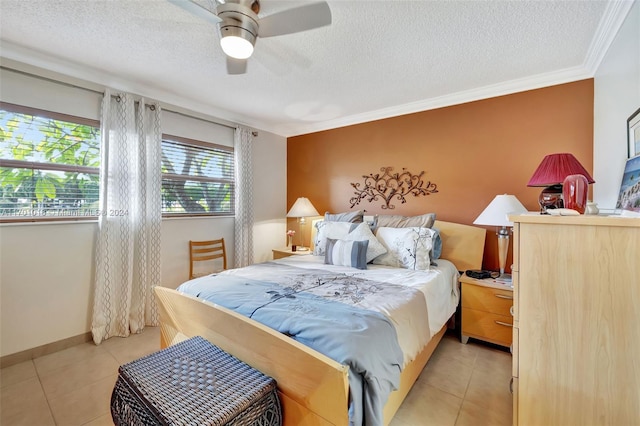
top-left (324, 238), bottom-right (369, 270)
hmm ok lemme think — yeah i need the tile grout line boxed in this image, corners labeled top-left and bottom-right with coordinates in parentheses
top-left (453, 348), bottom-right (479, 425)
top-left (33, 359), bottom-right (58, 425)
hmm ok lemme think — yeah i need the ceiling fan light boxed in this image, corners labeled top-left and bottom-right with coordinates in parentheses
top-left (220, 27), bottom-right (255, 59)
top-left (220, 36), bottom-right (254, 59)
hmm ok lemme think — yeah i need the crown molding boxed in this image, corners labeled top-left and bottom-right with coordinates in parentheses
top-left (583, 0), bottom-right (636, 75)
top-left (281, 65), bottom-right (592, 137)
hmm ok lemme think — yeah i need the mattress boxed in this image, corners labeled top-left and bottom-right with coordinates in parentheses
top-left (208, 255), bottom-right (460, 365)
top-left (177, 257), bottom-right (459, 425)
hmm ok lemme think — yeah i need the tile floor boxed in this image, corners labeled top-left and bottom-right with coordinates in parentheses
top-left (1, 328), bottom-right (512, 425)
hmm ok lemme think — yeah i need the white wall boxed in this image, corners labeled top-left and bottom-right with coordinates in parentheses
top-left (0, 64), bottom-right (287, 357)
top-left (594, 1), bottom-right (640, 210)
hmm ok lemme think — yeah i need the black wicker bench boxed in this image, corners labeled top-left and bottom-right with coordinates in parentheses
top-left (111, 336), bottom-right (282, 425)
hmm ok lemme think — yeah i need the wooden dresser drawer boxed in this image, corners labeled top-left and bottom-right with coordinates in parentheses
top-left (462, 283), bottom-right (513, 316)
top-left (462, 308), bottom-right (513, 346)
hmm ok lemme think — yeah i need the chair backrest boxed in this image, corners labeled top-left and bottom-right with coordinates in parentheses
top-left (189, 238), bottom-right (227, 279)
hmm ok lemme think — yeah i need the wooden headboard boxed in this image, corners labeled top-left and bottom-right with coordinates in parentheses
top-left (432, 220), bottom-right (485, 271)
top-left (310, 218), bottom-right (485, 272)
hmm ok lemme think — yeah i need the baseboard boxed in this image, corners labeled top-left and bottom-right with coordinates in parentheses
top-left (1, 332), bottom-right (93, 368)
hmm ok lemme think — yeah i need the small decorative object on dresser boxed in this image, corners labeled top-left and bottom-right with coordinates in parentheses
top-left (584, 201), bottom-right (599, 215)
top-left (562, 173), bottom-right (589, 213)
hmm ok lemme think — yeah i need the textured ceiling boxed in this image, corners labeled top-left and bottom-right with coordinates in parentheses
top-left (0, 0), bottom-right (633, 137)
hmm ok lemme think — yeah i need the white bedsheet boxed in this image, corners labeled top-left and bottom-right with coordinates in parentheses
top-left (268, 255), bottom-right (460, 365)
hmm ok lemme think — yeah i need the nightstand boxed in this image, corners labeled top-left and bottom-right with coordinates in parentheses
top-left (272, 248), bottom-right (312, 260)
top-left (460, 274), bottom-right (513, 348)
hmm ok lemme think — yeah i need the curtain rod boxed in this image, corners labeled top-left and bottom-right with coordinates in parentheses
top-left (1, 66), bottom-right (240, 132)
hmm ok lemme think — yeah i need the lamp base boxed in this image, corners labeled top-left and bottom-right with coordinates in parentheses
top-left (296, 246), bottom-right (310, 252)
top-left (494, 273), bottom-right (512, 284)
top-left (539, 184), bottom-right (564, 213)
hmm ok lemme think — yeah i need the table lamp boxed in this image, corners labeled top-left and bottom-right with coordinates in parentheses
top-left (473, 194), bottom-right (528, 282)
top-left (286, 197), bottom-right (319, 251)
top-left (527, 153), bottom-right (594, 213)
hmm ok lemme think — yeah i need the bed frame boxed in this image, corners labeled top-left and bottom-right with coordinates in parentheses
top-left (155, 220), bottom-right (485, 425)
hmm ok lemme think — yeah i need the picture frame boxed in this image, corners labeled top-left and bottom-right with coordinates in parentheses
top-left (616, 155), bottom-right (640, 212)
top-left (627, 107), bottom-right (640, 159)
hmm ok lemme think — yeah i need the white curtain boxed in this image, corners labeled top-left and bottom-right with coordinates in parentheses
top-left (234, 126), bottom-right (254, 267)
top-left (91, 90), bottom-right (162, 345)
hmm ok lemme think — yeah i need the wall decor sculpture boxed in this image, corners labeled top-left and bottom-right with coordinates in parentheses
top-left (349, 166), bottom-right (438, 209)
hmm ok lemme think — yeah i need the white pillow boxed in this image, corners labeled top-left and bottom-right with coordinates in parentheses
top-left (344, 222), bottom-right (387, 263)
top-left (313, 221), bottom-right (357, 256)
top-left (372, 227), bottom-right (434, 270)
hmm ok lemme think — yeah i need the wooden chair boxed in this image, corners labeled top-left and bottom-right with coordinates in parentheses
top-left (189, 238), bottom-right (227, 279)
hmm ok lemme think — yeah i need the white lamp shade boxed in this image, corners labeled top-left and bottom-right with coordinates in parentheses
top-left (473, 194), bottom-right (527, 227)
top-left (286, 197), bottom-right (320, 218)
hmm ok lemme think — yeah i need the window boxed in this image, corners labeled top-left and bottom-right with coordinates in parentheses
top-left (0, 103), bottom-right (234, 220)
top-left (161, 135), bottom-right (234, 216)
top-left (0, 102), bottom-right (101, 221)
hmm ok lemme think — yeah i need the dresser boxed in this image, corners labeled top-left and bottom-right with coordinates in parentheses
top-left (510, 214), bottom-right (640, 426)
top-left (460, 274), bottom-right (513, 348)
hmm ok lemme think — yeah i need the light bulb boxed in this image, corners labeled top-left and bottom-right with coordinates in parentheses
top-left (220, 36), bottom-right (254, 59)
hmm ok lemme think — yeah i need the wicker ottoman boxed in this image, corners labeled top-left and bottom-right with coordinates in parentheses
top-left (111, 336), bottom-right (282, 426)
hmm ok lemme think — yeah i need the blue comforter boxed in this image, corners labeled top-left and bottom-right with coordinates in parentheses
top-left (178, 267), bottom-right (405, 425)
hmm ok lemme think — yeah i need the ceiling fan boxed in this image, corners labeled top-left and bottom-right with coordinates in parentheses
top-left (168, 0), bottom-right (332, 74)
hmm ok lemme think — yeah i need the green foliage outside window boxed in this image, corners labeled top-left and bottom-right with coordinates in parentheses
top-left (0, 108), bottom-right (100, 218)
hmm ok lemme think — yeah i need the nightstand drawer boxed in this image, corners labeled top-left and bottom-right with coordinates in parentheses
top-left (462, 283), bottom-right (513, 316)
top-left (462, 308), bottom-right (513, 346)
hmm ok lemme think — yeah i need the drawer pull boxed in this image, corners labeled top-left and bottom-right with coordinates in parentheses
top-left (510, 306), bottom-right (514, 316)
top-left (509, 377), bottom-right (514, 394)
top-left (495, 320), bottom-right (513, 327)
top-left (494, 294), bottom-right (513, 300)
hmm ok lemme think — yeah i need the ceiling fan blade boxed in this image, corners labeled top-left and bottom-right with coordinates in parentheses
top-left (227, 57), bottom-right (248, 74)
top-left (167, 0), bottom-right (222, 25)
top-left (259, 1), bottom-right (331, 38)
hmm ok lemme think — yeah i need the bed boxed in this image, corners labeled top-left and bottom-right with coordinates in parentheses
top-left (154, 219), bottom-right (485, 425)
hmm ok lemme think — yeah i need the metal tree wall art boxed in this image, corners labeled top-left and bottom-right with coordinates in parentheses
top-left (349, 166), bottom-right (438, 209)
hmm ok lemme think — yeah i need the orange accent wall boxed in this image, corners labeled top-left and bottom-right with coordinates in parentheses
top-left (287, 80), bottom-right (594, 271)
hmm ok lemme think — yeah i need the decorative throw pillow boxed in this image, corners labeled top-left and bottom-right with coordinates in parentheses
top-left (313, 221), bottom-right (358, 256)
top-left (431, 227), bottom-right (443, 260)
top-left (324, 210), bottom-right (364, 223)
top-left (372, 227), bottom-right (434, 270)
top-left (325, 238), bottom-right (369, 270)
top-left (344, 222), bottom-right (387, 263)
top-left (373, 213), bottom-right (436, 231)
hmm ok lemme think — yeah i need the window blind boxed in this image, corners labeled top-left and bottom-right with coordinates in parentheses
top-left (161, 135), bottom-right (234, 216)
top-left (0, 102), bottom-right (100, 220)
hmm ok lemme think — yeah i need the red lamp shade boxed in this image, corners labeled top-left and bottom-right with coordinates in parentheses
top-left (527, 153), bottom-right (595, 213)
top-left (527, 153), bottom-right (595, 186)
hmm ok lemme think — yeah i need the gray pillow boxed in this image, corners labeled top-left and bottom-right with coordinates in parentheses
top-left (324, 238), bottom-right (369, 270)
top-left (324, 210), bottom-right (364, 223)
top-left (431, 227), bottom-right (443, 259)
top-left (373, 213), bottom-right (436, 230)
